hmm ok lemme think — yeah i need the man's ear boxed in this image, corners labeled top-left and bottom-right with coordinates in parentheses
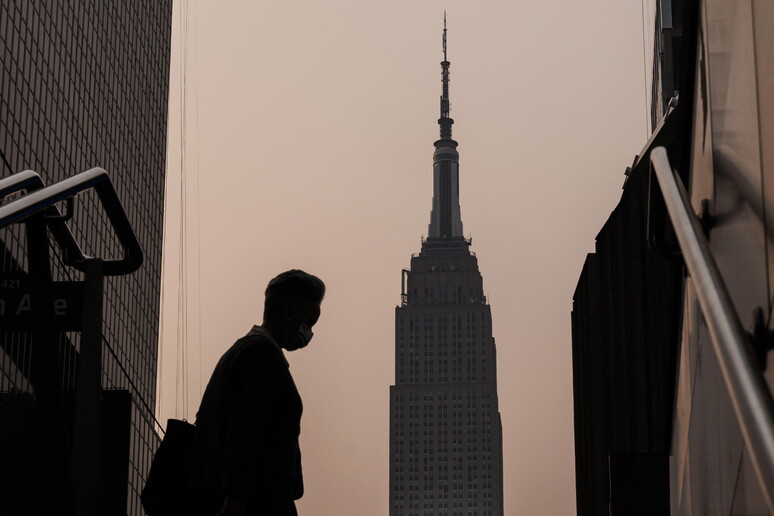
top-left (282, 302), bottom-right (295, 324)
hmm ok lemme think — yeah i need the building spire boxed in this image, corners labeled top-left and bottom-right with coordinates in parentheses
top-left (426, 12), bottom-right (465, 247)
top-left (439, 12), bottom-right (453, 140)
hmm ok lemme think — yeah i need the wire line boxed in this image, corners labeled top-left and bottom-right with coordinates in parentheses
top-left (641, 0), bottom-right (651, 138)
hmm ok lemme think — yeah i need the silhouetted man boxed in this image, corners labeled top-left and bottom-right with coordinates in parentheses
top-left (189, 270), bottom-right (325, 516)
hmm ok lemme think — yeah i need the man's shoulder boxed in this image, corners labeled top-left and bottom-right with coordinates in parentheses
top-left (229, 326), bottom-right (285, 364)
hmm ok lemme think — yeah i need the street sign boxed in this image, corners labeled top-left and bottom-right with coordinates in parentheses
top-left (0, 273), bottom-right (84, 330)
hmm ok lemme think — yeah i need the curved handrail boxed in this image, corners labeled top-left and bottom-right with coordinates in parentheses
top-left (0, 170), bottom-right (44, 198)
top-left (0, 170), bottom-right (88, 267)
top-left (0, 168), bottom-right (142, 275)
top-left (650, 146), bottom-right (774, 512)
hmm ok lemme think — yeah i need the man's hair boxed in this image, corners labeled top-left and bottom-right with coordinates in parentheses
top-left (263, 269), bottom-right (326, 320)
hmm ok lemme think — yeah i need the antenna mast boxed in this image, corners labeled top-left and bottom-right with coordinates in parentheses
top-left (443, 11), bottom-right (447, 61)
top-left (439, 12), bottom-right (453, 139)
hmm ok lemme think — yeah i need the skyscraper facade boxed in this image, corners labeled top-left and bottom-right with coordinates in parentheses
top-left (390, 22), bottom-right (504, 516)
top-left (0, 2), bottom-right (172, 514)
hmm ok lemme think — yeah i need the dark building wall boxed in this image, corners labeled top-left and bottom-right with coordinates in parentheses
top-left (0, 2), bottom-right (172, 514)
top-left (572, 1), bottom-right (697, 513)
top-left (573, 0), bottom-right (774, 513)
top-left (571, 164), bottom-right (683, 515)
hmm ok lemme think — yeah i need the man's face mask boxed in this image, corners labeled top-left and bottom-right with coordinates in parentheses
top-left (283, 321), bottom-right (314, 351)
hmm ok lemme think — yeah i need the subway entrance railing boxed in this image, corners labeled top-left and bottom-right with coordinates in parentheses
top-left (0, 168), bottom-right (143, 516)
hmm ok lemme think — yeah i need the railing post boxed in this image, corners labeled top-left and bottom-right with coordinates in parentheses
top-left (27, 215), bottom-right (77, 514)
top-left (72, 258), bottom-right (104, 516)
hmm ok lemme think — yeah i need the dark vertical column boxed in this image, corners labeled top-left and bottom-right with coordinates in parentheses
top-left (27, 216), bottom-right (76, 515)
top-left (72, 259), bottom-right (104, 516)
top-left (99, 389), bottom-right (131, 515)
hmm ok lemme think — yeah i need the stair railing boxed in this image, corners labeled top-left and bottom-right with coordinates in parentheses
top-left (0, 167), bottom-right (142, 274)
top-left (0, 167), bottom-right (143, 515)
top-left (0, 170), bottom-right (86, 267)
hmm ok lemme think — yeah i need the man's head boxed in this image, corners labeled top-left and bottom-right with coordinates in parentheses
top-left (263, 270), bottom-right (325, 350)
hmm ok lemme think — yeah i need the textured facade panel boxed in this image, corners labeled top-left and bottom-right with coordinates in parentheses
top-left (0, 2), bottom-right (172, 514)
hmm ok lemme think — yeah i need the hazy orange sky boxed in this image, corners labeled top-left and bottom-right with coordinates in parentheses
top-left (158, 2), bottom-right (654, 514)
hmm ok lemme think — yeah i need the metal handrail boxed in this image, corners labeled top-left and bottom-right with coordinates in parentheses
top-left (0, 170), bottom-right (88, 267)
top-left (0, 168), bottom-right (142, 275)
top-left (650, 146), bottom-right (774, 513)
top-left (0, 169), bottom-right (43, 198)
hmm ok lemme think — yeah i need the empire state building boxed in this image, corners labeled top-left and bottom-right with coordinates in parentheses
top-left (389, 19), bottom-right (504, 516)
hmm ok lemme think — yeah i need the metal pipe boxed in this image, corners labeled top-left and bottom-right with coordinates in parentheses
top-left (0, 170), bottom-right (88, 267)
top-left (650, 146), bottom-right (774, 512)
top-left (0, 168), bottom-right (142, 275)
top-left (0, 169), bottom-right (43, 198)
top-left (401, 269), bottom-right (409, 306)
